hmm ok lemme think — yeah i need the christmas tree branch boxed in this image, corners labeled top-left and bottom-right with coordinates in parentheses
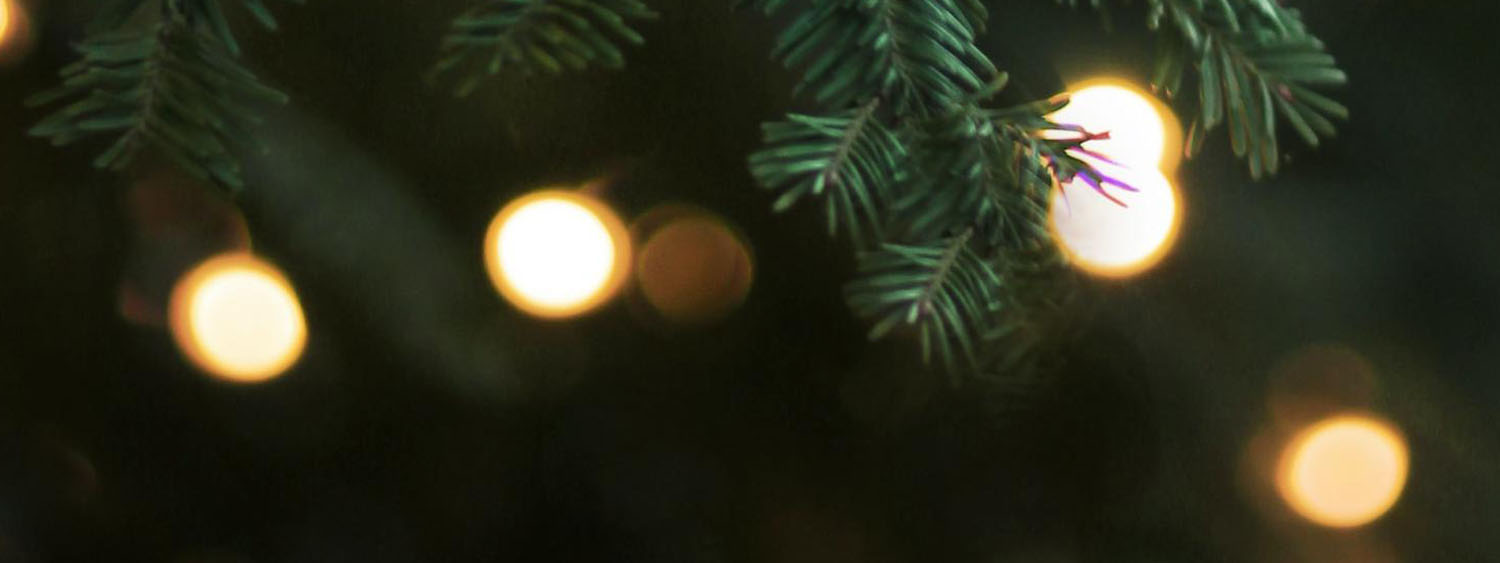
top-left (846, 228), bottom-right (1005, 378)
top-left (1062, 0), bottom-right (1348, 178)
top-left (744, 1), bottom-right (1114, 379)
top-left (431, 0), bottom-right (660, 96)
top-left (29, 0), bottom-right (298, 190)
top-left (766, 0), bottom-right (994, 114)
top-left (747, 98), bottom-right (904, 246)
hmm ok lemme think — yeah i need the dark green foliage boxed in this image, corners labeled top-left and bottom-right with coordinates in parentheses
top-left (1072, 0), bottom-right (1348, 178)
top-left (432, 0), bottom-right (660, 96)
top-left (893, 108), bottom-right (1014, 244)
top-left (769, 0), bottom-right (995, 114)
top-left (890, 90), bottom-right (1096, 250)
top-left (846, 229), bottom-right (1003, 377)
top-left (868, 91), bottom-right (1096, 375)
top-left (188, 0), bottom-right (306, 54)
top-left (745, 2), bottom-right (1102, 378)
top-left (744, 2), bottom-right (1098, 378)
top-left (1162, 0), bottom-right (1346, 178)
top-left (749, 0), bottom-right (1344, 378)
top-left (747, 99), bottom-right (904, 246)
top-left (30, 0), bottom-right (298, 190)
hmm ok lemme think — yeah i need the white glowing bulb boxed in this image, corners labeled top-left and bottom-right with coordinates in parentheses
top-left (1277, 415), bottom-right (1409, 528)
top-left (170, 254), bottom-right (307, 382)
top-left (1049, 160), bottom-right (1180, 277)
top-left (485, 190), bottom-right (628, 318)
top-left (1049, 82), bottom-right (1176, 170)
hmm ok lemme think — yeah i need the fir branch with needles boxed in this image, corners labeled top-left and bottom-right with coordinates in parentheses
top-left (432, 0), bottom-right (660, 96)
top-left (741, 0), bottom-right (1118, 378)
top-left (846, 228), bottom-right (1004, 378)
top-left (748, 98), bottom-right (905, 246)
top-left (29, 0), bottom-right (300, 190)
top-left (745, 0), bottom-right (1344, 379)
top-left (766, 0), bottom-right (994, 114)
top-left (1061, 0), bottom-right (1348, 178)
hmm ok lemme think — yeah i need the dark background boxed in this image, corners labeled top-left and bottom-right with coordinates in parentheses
top-left (2, 0), bottom-right (1498, 561)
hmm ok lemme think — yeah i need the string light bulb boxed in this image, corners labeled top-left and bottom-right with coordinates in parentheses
top-left (1046, 79), bottom-right (1185, 277)
top-left (169, 253), bottom-right (308, 383)
top-left (1277, 414), bottom-right (1409, 528)
top-left (484, 189), bottom-right (630, 318)
top-left (1049, 161), bottom-right (1182, 278)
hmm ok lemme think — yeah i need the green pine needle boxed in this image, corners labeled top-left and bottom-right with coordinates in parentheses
top-left (846, 229), bottom-right (1005, 378)
top-left (771, 0), bottom-right (995, 113)
top-left (31, 0), bottom-right (298, 191)
top-left (432, 0), bottom-right (660, 97)
top-left (1133, 0), bottom-right (1348, 177)
top-left (748, 99), bottom-right (904, 246)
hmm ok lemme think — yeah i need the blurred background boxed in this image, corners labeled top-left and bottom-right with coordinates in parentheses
top-left (2, 0), bottom-right (1498, 561)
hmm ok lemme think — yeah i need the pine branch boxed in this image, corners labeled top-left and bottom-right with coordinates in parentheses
top-left (986, 94), bottom-right (1133, 209)
top-left (29, 0), bottom-right (297, 191)
top-left (746, 3), bottom-right (1127, 379)
top-left (432, 0), bottom-right (660, 97)
top-left (845, 229), bottom-right (1006, 378)
top-left (871, 91), bottom-right (1102, 377)
top-left (1073, 0), bottom-right (1347, 178)
top-left (747, 98), bottom-right (903, 246)
top-left (893, 108), bottom-right (1009, 243)
top-left (189, 0), bottom-right (306, 54)
top-left (769, 0), bottom-right (995, 113)
top-left (1156, 0), bottom-right (1347, 178)
top-left (890, 88), bottom-right (1097, 250)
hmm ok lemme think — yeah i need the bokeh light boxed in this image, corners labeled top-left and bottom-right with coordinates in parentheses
top-left (634, 206), bottom-right (754, 324)
top-left (0, 0), bottom-right (34, 63)
top-left (1277, 414), bottom-right (1409, 528)
top-left (169, 253), bottom-right (308, 383)
top-left (0, 1), bottom-right (10, 42)
top-left (1048, 80), bottom-right (1182, 171)
top-left (484, 189), bottom-right (630, 318)
top-left (1049, 160), bottom-right (1181, 278)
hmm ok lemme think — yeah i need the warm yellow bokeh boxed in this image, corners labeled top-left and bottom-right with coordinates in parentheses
top-left (1049, 160), bottom-right (1181, 278)
top-left (0, 0), bottom-right (36, 64)
top-left (169, 254), bottom-right (307, 383)
top-left (1277, 415), bottom-right (1409, 528)
top-left (1048, 80), bottom-right (1183, 172)
top-left (0, 1), bottom-right (10, 43)
top-left (484, 190), bottom-right (630, 318)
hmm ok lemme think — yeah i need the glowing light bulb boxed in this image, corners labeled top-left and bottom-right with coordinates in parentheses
top-left (484, 190), bottom-right (630, 318)
top-left (169, 254), bottom-right (307, 382)
top-left (0, 0), bottom-right (11, 44)
top-left (1049, 160), bottom-right (1181, 277)
top-left (1277, 415), bottom-right (1409, 528)
top-left (1049, 81), bottom-right (1181, 171)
